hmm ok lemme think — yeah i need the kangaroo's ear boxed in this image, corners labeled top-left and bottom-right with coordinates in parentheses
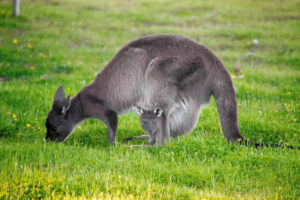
top-left (54, 86), bottom-right (65, 102)
top-left (133, 105), bottom-right (143, 116)
top-left (154, 108), bottom-right (163, 117)
top-left (61, 96), bottom-right (71, 115)
top-left (52, 86), bottom-right (66, 113)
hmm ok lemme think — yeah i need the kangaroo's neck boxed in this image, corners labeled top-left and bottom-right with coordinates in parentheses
top-left (67, 92), bottom-right (86, 125)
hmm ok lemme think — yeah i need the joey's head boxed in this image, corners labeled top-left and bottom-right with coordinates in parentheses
top-left (133, 105), bottom-right (163, 135)
top-left (45, 86), bottom-right (75, 142)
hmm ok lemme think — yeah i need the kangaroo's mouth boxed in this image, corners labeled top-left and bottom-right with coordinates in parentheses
top-left (45, 133), bottom-right (66, 143)
top-left (46, 136), bottom-right (64, 143)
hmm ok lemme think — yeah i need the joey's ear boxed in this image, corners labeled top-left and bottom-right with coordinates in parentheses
top-left (133, 105), bottom-right (143, 116)
top-left (52, 86), bottom-right (66, 112)
top-left (61, 96), bottom-right (71, 115)
top-left (154, 108), bottom-right (163, 117)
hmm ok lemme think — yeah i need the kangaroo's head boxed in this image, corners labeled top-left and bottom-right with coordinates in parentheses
top-left (133, 105), bottom-right (163, 136)
top-left (45, 86), bottom-right (75, 142)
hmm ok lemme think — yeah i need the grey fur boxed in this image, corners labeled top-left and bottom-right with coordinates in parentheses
top-left (45, 34), bottom-right (243, 145)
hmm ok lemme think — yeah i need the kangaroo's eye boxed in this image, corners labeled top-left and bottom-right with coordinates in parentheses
top-left (46, 121), bottom-right (57, 132)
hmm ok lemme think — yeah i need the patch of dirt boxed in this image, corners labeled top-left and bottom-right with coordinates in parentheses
top-left (82, 6), bottom-right (107, 11)
top-left (170, 6), bottom-right (213, 14)
top-left (0, 77), bottom-right (11, 82)
top-left (267, 16), bottom-right (300, 21)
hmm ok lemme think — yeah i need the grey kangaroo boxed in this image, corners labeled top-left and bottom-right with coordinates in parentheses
top-left (46, 34), bottom-right (243, 145)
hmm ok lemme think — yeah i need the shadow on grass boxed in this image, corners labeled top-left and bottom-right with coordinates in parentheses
top-left (64, 125), bottom-right (147, 148)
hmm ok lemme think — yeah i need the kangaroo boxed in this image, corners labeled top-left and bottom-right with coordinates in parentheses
top-left (45, 34), bottom-right (243, 145)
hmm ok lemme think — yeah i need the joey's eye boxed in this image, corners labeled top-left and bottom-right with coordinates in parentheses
top-left (51, 127), bottom-right (57, 131)
top-left (133, 105), bottom-right (144, 116)
top-left (154, 108), bottom-right (163, 117)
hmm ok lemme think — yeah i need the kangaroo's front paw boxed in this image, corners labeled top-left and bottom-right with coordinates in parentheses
top-left (147, 138), bottom-right (155, 145)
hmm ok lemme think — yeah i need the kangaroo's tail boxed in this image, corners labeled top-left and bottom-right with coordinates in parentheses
top-left (242, 140), bottom-right (300, 150)
top-left (210, 62), bottom-right (299, 150)
top-left (211, 62), bottom-right (244, 143)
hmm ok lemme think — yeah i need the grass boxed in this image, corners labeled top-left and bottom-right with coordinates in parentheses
top-left (0, 0), bottom-right (299, 199)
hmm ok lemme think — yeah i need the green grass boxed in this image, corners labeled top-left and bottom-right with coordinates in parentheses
top-left (0, 0), bottom-right (299, 199)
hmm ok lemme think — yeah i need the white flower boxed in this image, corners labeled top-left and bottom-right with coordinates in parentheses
top-left (252, 39), bottom-right (259, 45)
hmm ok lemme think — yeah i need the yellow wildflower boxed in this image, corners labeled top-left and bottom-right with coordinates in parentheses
top-left (12, 39), bottom-right (18, 44)
top-left (29, 66), bottom-right (34, 70)
top-left (37, 127), bottom-right (41, 131)
top-left (39, 52), bottom-right (45, 57)
top-left (27, 43), bottom-right (32, 48)
top-left (12, 114), bottom-right (17, 119)
top-left (294, 118), bottom-right (297, 122)
top-left (26, 123), bottom-right (32, 128)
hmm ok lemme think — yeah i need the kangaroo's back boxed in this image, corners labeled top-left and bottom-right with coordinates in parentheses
top-left (88, 34), bottom-right (211, 113)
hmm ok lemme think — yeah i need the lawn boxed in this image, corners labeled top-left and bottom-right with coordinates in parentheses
top-left (0, 0), bottom-right (299, 199)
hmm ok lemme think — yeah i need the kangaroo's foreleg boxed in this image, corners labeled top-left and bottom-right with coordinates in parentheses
top-left (104, 110), bottom-right (118, 145)
top-left (82, 95), bottom-right (118, 145)
top-left (90, 108), bottom-right (118, 145)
